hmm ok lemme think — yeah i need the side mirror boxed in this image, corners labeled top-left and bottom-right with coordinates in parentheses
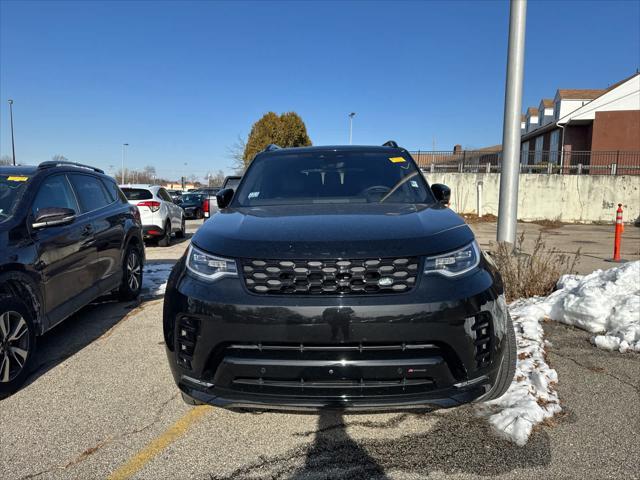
top-left (32, 207), bottom-right (76, 229)
top-left (215, 188), bottom-right (234, 209)
top-left (431, 184), bottom-right (451, 205)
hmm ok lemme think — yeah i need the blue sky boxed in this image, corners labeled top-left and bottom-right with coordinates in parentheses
top-left (1, 0), bottom-right (638, 180)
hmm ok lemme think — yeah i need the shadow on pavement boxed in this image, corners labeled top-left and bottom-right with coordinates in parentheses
top-left (213, 408), bottom-right (551, 479)
top-left (3, 296), bottom-right (143, 399)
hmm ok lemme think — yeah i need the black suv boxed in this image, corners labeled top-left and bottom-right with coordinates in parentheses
top-left (0, 161), bottom-right (144, 395)
top-left (164, 143), bottom-right (515, 411)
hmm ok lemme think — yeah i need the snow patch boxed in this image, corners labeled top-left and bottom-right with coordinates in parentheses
top-left (551, 261), bottom-right (640, 353)
top-left (478, 261), bottom-right (639, 446)
top-left (477, 298), bottom-right (561, 446)
top-left (142, 263), bottom-right (174, 298)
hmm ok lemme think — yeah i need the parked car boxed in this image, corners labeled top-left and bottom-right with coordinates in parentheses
top-left (120, 185), bottom-right (185, 247)
top-left (179, 193), bottom-right (206, 219)
top-left (0, 161), bottom-right (144, 396)
top-left (201, 178), bottom-right (241, 219)
top-left (163, 143), bottom-right (516, 411)
top-left (167, 189), bottom-right (183, 204)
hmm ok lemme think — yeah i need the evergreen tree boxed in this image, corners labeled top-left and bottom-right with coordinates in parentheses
top-left (242, 111), bottom-right (311, 167)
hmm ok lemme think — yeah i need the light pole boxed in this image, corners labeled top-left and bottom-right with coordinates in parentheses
top-left (8, 99), bottom-right (16, 165)
top-left (497, 0), bottom-right (527, 245)
top-left (348, 112), bottom-right (356, 145)
top-left (121, 143), bottom-right (129, 184)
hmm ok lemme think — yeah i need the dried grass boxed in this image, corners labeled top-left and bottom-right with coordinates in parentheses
top-left (492, 232), bottom-right (581, 302)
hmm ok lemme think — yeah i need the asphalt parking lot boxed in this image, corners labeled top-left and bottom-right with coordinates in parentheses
top-left (1, 219), bottom-right (638, 480)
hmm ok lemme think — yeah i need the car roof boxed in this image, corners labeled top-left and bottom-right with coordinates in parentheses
top-left (118, 184), bottom-right (159, 191)
top-left (256, 144), bottom-right (405, 157)
top-left (0, 165), bottom-right (39, 175)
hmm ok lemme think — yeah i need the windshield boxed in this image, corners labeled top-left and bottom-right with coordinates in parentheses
top-left (0, 174), bottom-right (30, 220)
top-left (234, 151), bottom-right (433, 207)
top-left (121, 188), bottom-right (153, 200)
top-left (181, 194), bottom-right (203, 203)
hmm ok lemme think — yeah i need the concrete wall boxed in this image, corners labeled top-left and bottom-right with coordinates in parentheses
top-left (424, 172), bottom-right (640, 224)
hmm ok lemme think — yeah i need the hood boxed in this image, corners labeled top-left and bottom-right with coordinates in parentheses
top-left (192, 203), bottom-right (474, 259)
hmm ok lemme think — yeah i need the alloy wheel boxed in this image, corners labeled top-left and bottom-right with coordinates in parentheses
top-left (0, 311), bottom-right (30, 383)
top-left (126, 250), bottom-right (142, 292)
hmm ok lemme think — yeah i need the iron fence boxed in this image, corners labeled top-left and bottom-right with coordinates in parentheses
top-left (410, 150), bottom-right (640, 175)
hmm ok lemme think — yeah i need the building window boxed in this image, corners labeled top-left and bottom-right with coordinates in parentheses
top-left (550, 130), bottom-right (560, 164)
top-left (521, 141), bottom-right (530, 164)
top-left (534, 136), bottom-right (544, 164)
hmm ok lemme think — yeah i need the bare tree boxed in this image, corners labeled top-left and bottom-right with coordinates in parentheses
top-left (0, 155), bottom-right (12, 166)
top-left (227, 135), bottom-right (247, 174)
top-left (51, 154), bottom-right (69, 162)
top-left (206, 169), bottom-right (226, 187)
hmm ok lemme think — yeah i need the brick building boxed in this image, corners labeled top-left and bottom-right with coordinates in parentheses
top-left (520, 73), bottom-right (640, 173)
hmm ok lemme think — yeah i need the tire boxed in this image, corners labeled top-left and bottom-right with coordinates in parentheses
top-left (118, 245), bottom-right (143, 301)
top-left (157, 220), bottom-right (172, 247)
top-left (0, 296), bottom-right (37, 398)
top-left (478, 312), bottom-right (517, 402)
top-left (195, 208), bottom-right (203, 220)
top-left (176, 216), bottom-right (186, 239)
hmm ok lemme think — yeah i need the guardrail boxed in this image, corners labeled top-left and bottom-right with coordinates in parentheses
top-left (411, 150), bottom-right (640, 175)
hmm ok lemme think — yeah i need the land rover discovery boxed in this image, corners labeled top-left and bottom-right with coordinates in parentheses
top-left (163, 143), bottom-right (516, 411)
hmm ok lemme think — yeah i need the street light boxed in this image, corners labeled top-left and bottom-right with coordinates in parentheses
top-left (121, 143), bottom-right (129, 184)
top-left (8, 99), bottom-right (16, 165)
top-left (348, 112), bottom-right (356, 145)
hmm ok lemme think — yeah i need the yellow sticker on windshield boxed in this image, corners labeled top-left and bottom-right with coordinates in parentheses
top-left (389, 157), bottom-right (406, 163)
top-left (7, 176), bottom-right (29, 182)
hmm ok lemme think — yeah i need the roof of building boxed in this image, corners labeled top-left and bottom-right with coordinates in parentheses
top-left (526, 107), bottom-right (539, 116)
top-left (556, 89), bottom-right (605, 100)
top-left (540, 98), bottom-right (554, 108)
top-left (521, 114), bottom-right (526, 121)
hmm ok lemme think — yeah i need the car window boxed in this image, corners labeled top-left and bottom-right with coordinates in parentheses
top-left (121, 188), bottom-right (152, 200)
top-left (158, 189), bottom-right (172, 202)
top-left (0, 174), bottom-right (31, 220)
top-left (181, 194), bottom-right (203, 203)
top-left (234, 152), bottom-right (433, 206)
top-left (68, 173), bottom-right (113, 213)
top-left (102, 178), bottom-right (127, 202)
top-left (31, 174), bottom-right (79, 217)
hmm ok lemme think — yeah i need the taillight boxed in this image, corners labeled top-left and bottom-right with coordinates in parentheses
top-left (137, 201), bottom-right (161, 212)
top-left (203, 199), bottom-right (210, 214)
top-left (132, 206), bottom-right (141, 224)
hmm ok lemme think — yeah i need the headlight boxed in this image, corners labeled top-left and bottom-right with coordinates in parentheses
top-left (424, 241), bottom-right (480, 277)
top-left (186, 244), bottom-right (237, 282)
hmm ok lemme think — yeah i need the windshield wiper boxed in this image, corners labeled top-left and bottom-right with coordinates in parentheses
top-left (379, 171), bottom-right (420, 204)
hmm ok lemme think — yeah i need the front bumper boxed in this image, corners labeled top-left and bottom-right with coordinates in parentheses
top-left (163, 257), bottom-right (509, 412)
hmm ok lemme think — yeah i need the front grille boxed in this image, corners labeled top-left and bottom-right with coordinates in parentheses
top-left (241, 257), bottom-right (419, 295)
top-left (213, 342), bottom-right (449, 397)
top-left (472, 313), bottom-right (492, 368)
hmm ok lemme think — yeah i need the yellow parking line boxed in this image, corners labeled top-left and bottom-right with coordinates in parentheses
top-left (107, 405), bottom-right (211, 480)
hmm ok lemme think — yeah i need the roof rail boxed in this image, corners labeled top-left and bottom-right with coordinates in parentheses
top-left (264, 144), bottom-right (281, 152)
top-left (38, 161), bottom-right (105, 174)
top-left (382, 140), bottom-right (399, 148)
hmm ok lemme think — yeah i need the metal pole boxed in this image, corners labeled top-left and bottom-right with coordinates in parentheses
top-left (8, 99), bottom-right (16, 165)
top-left (348, 112), bottom-right (355, 145)
top-left (121, 143), bottom-right (129, 184)
top-left (497, 0), bottom-right (527, 244)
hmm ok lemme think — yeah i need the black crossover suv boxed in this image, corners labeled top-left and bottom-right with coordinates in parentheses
top-left (0, 161), bottom-right (144, 395)
top-left (163, 143), bottom-right (516, 411)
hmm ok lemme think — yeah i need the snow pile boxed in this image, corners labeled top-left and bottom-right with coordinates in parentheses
top-left (478, 261), bottom-right (639, 446)
top-left (550, 261), bottom-right (640, 353)
top-left (141, 263), bottom-right (174, 298)
top-left (477, 298), bottom-right (561, 446)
